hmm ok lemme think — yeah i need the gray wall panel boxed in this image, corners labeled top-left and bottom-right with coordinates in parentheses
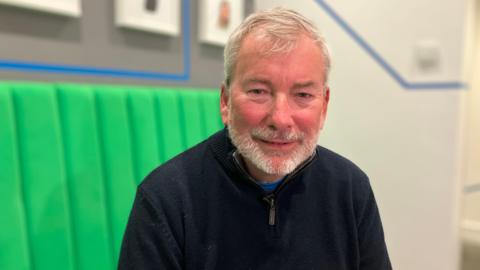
top-left (0, 0), bottom-right (254, 88)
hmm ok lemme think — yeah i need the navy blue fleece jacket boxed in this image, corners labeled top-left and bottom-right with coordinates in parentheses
top-left (119, 129), bottom-right (392, 269)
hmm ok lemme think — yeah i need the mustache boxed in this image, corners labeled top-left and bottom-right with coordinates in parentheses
top-left (250, 127), bottom-right (305, 141)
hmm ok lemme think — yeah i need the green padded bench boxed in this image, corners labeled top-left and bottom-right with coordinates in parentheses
top-left (0, 82), bottom-right (223, 270)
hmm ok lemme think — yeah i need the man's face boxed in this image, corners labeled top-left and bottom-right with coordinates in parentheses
top-left (221, 34), bottom-right (330, 182)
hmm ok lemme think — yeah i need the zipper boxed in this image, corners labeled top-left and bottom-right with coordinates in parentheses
top-left (231, 154), bottom-right (279, 226)
top-left (231, 150), bottom-right (317, 227)
top-left (263, 194), bottom-right (276, 225)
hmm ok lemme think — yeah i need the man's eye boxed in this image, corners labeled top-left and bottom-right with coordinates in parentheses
top-left (296, 92), bottom-right (313, 99)
top-left (248, 89), bottom-right (266, 95)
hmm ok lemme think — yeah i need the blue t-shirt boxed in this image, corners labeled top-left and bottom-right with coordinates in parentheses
top-left (258, 178), bottom-right (284, 192)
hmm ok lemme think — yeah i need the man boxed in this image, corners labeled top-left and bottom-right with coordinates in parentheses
top-left (119, 8), bottom-right (391, 270)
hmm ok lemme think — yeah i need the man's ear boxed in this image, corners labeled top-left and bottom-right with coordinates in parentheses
top-left (319, 86), bottom-right (330, 130)
top-left (220, 84), bottom-right (230, 125)
top-left (324, 86), bottom-right (330, 105)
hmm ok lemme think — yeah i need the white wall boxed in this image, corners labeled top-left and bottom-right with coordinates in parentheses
top-left (256, 1), bottom-right (467, 269)
top-left (462, 0), bottom-right (480, 249)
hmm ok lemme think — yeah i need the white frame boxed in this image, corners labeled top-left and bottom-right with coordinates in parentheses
top-left (0, 0), bottom-right (81, 17)
top-left (199, 0), bottom-right (244, 46)
top-left (115, 0), bottom-right (181, 36)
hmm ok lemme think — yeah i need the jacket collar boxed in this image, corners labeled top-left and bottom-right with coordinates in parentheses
top-left (209, 128), bottom-right (317, 192)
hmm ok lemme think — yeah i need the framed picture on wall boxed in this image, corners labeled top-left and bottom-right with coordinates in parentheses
top-left (199, 0), bottom-right (244, 46)
top-left (115, 0), bottom-right (181, 36)
top-left (0, 0), bottom-right (81, 17)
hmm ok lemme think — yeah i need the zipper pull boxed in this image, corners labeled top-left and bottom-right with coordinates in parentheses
top-left (263, 194), bottom-right (276, 226)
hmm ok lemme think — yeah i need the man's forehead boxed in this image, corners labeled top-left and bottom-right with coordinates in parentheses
top-left (242, 77), bottom-right (318, 87)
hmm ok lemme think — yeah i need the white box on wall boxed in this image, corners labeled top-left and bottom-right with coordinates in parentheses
top-left (115, 0), bottom-right (181, 36)
top-left (0, 0), bottom-right (81, 17)
top-left (199, 0), bottom-right (244, 46)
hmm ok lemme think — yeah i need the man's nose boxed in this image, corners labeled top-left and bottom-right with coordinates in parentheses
top-left (267, 96), bottom-right (294, 130)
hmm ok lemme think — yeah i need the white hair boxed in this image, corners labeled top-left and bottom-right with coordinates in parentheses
top-left (223, 7), bottom-right (332, 90)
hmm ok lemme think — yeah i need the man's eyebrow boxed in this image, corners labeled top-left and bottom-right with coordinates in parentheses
top-left (242, 78), bottom-right (272, 87)
top-left (242, 79), bottom-right (320, 90)
top-left (292, 81), bottom-right (318, 89)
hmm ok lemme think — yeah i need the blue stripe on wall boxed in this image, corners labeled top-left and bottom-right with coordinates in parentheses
top-left (0, 0), bottom-right (191, 82)
top-left (465, 183), bottom-right (480, 194)
top-left (314, 0), bottom-right (466, 90)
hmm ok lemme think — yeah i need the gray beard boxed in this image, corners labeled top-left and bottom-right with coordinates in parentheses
top-left (227, 122), bottom-right (318, 177)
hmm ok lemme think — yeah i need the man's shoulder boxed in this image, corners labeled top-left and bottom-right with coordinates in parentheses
top-left (139, 129), bottom-right (227, 194)
top-left (315, 146), bottom-right (366, 174)
top-left (311, 145), bottom-right (370, 189)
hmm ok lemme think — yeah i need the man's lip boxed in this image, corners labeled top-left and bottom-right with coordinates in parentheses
top-left (258, 139), bottom-right (295, 145)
